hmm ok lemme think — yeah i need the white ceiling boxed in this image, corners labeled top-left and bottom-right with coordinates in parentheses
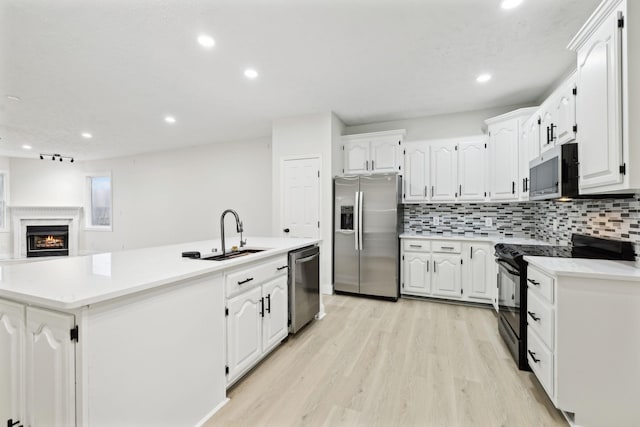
top-left (0, 0), bottom-right (600, 160)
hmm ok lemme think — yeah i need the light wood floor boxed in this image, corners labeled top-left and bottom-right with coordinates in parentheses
top-left (206, 294), bottom-right (567, 427)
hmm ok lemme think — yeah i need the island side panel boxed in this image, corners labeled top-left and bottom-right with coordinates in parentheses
top-left (81, 273), bottom-right (225, 427)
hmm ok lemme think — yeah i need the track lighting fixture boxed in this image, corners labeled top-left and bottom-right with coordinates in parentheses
top-left (39, 153), bottom-right (75, 163)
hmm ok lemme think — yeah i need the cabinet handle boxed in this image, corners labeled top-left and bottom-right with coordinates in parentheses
top-left (459, 185), bottom-right (462, 197)
top-left (550, 124), bottom-right (557, 141)
top-left (527, 278), bottom-right (540, 286)
top-left (8, 419), bottom-right (22, 427)
top-left (512, 181), bottom-right (515, 194)
top-left (424, 185), bottom-right (427, 197)
top-left (528, 350), bottom-right (541, 364)
top-left (365, 160), bottom-right (369, 171)
top-left (546, 126), bottom-right (551, 145)
top-left (266, 294), bottom-right (271, 313)
top-left (470, 247), bottom-right (473, 259)
top-left (260, 297), bottom-right (265, 317)
top-left (431, 186), bottom-right (434, 198)
top-left (527, 311), bottom-right (540, 322)
top-left (277, 265), bottom-right (289, 271)
top-left (433, 260), bottom-right (436, 273)
top-left (441, 246), bottom-right (455, 250)
top-left (372, 160), bottom-right (375, 170)
top-left (238, 277), bottom-right (254, 285)
top-left (427, 262), bottom-right (429, 272)
top-left (409, 244), bottom-right (422, 248)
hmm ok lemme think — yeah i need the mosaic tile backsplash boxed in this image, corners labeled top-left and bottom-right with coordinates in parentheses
top-left (403, 195), bottom-right (640, 259)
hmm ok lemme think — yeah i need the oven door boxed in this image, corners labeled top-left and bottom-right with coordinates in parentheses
top-left (497, 259), bottom-right (521, 339)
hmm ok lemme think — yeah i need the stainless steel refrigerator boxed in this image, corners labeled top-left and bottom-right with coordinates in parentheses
top-left (333, 174), bottom-right (402, 300)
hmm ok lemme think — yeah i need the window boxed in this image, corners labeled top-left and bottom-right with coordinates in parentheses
top-left (85, 174), bottom-right (112, 230)
top-left (0, 172), bottom-right (7, 231)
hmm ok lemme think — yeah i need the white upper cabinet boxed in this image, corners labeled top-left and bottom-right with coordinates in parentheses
top-left (569, 1), bottom-right (626, 193)
top-left (458, 138), bottom-right (488, 201)
top-left (403, 141), bottom-right (430, 203)
top-left (342, 130), bottom-right (405, 175)
top-left (539, 104), bottom-right (555, 154)
top-left (553, 74), bottom-right (577, 145)
top-left (488, 118), bottom-right (519, 201)
top-left (430, 141), bottom-right (458, 202)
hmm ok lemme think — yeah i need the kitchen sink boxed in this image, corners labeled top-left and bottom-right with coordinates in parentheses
top-left (201, 248), bottom-right (265, 261)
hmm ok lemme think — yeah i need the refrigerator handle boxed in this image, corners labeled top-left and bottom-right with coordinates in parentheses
top-left (354, 191), bottom-right (359, 250)
top-left (358, 191), bottom-right (364, 251)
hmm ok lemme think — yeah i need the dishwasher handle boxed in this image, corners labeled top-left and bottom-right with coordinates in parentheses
top-left (295, 253), bottom-right (319, 264)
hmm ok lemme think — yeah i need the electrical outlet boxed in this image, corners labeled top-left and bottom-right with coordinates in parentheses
top-left (433, 216), bottom-right (440, 226)
top-left (485, 217), bottom-right (493, 227)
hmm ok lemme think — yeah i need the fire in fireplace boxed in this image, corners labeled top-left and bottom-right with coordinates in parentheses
top-left (26, 225), bottom-right (69, 257)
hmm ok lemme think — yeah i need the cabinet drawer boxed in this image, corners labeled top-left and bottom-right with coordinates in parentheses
top-left (431, 241), bottom-right (462, 253)
top-left (402, 240), bottom-right (431, 252)
top-left (526, 290), bottom-right (555, 350)
top-left (527, 266), bottom-right (554, 303)
top-left (226, 255), bottom-right (288, 298)
top-left (527, 328), bottom-right (554, 399)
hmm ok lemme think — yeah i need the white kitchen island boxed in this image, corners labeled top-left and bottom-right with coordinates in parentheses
top-left (0, 237), bottom-right (318, 427)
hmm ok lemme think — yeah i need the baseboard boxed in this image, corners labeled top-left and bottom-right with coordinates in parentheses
top-left (194, 398), bottom-right (229, 427)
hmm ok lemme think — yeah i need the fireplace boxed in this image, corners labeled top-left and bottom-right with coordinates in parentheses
top-left (26, 225), bottom-right (70, 257)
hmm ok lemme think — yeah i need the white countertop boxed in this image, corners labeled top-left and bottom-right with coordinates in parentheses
top-left (400, 232), bottom-right (549, 246)
top-left (0, 237), bottom-right (319, 310)
top-left (524, 256), bottom-right (640, 282)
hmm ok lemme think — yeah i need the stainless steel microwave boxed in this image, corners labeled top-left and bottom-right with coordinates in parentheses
top-left (529, 143), bottom-right (579, 201)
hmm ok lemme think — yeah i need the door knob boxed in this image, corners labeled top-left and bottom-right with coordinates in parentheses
top-left (283, 228), bottom-right (290, 233)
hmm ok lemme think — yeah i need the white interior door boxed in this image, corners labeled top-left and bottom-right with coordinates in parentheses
top-left (282, 157), bottom-right (320, 238)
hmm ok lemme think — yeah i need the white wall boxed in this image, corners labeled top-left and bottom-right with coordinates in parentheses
top-left (81, 138), bottom-right (272, 252)
top-left (272, 112), bottom-right (344, 300)
top-left (344, 104), bottom-right (533, 141)
top-left (5, 139), bottom-right (272, 255)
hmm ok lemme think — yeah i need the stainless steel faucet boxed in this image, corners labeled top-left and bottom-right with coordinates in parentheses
top-left (220, 209), bottom-right (246, 256)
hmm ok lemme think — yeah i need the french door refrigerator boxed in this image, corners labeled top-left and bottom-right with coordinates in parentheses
top-left (333, 174), bottom-right (402, 300)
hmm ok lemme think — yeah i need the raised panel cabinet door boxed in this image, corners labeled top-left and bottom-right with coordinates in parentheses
top-left (430, 142), bottom-right (458, 202)
top-left (489, 119), bottom-right (519, 201)
top-left (554, 76), bottom-right (577, 145)
top-left (527, 116), bottom-right (541, 162)
top-left (370, 137), bottom-right (400, 173)
top-left (262, 276), bottom-right (288, 353)
top-left (432, 254), bottom-right (462, 299)
top-left (227, 286), bottom-right (263, 383)
top-left (344, 140), bottom-right (371, 174)
top-left (458, 139), bottom-right (487, 201)
top-left (466, 245), bottom-right (493, 301)
top-left (402, 252), bottom-right (431, 296)
top-left (0, 300), bottom-right (25, 426)
top-left (403, 142), bottom-right (429, 202)
top-left (576, 8), bottom-right (624, 191)
top-left (25, 307), bottom-right (75, 427)
top-left (539, 107), bottom-right (555, 154)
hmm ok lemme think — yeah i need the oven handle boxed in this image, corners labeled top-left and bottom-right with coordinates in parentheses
top-left (495, 259), bottom-right (520, 277)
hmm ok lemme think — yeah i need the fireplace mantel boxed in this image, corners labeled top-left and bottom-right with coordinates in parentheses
top-left (9, 206), bottom-right (82, 259)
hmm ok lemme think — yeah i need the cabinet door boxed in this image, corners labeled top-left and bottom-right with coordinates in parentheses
top-left (539, 107), bottom-right (554, 154)
top-left (227, 287), bottom-right (263, 383)
top-left (430, 142), bottom-right (458, 201)
top-left (403, 142), bottom-right (429, 202)
top-left (344, 141), bottom-right (371, 174)
top-left (554, 76), bottom-right (577, 145)
top-left (432, 254), bottom-right (462, 299)
top-left (489, 119), bottom-right (519, 200)
top-left (25, 307), bottom-right (75, 427)
top-left (262, 276), bottom-right (288, 353)
top-left (371, 137), bottom-right (400, 173)
top-left (0, 300), bottom-right (25, 426)
top-left (465, 245), bottom-right (493, 301)
top-left (458, 140), bottom-right (487, 201)
top-left (402, 252), bottom-right (431, 296)
top-left (576, 8), bottom-right (624, 191)
top-left (527, 116), bottom-right (541, 162)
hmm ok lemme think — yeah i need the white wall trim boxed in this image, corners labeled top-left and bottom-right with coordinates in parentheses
top-left (9, 206), bottom-right (82, 259)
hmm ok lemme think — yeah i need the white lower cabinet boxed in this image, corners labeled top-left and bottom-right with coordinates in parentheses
top-left (401, 239), bottom-right (494, 305)
top-left (0, 300), bottom-right (75, 427)
top-left (225, 255), bottom-right (289, 386)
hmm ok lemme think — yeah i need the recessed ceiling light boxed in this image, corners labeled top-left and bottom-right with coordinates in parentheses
top-left (164, 116), bottom-right (176, 124)
top-left (476, 73), bottom-right (492, 83)
top-left (244, 68), bottom-right (259, 79)
top-left (197, 35), bottom-right (215, 49)
top-left (81, 132), bottom-right (93, 139)
top-left (22, 144), bottom-right (32, 150)
top-left (6, 95), bottom-right (21, 101)
top-left (501, 0), bottom-right (523, 10)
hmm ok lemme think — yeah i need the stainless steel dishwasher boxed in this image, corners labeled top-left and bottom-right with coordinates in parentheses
top-left (288, 245), bottom-right (320, 333)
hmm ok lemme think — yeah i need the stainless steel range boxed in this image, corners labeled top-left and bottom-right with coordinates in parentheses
top-left (494, 234), bottom-right (635, 370)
